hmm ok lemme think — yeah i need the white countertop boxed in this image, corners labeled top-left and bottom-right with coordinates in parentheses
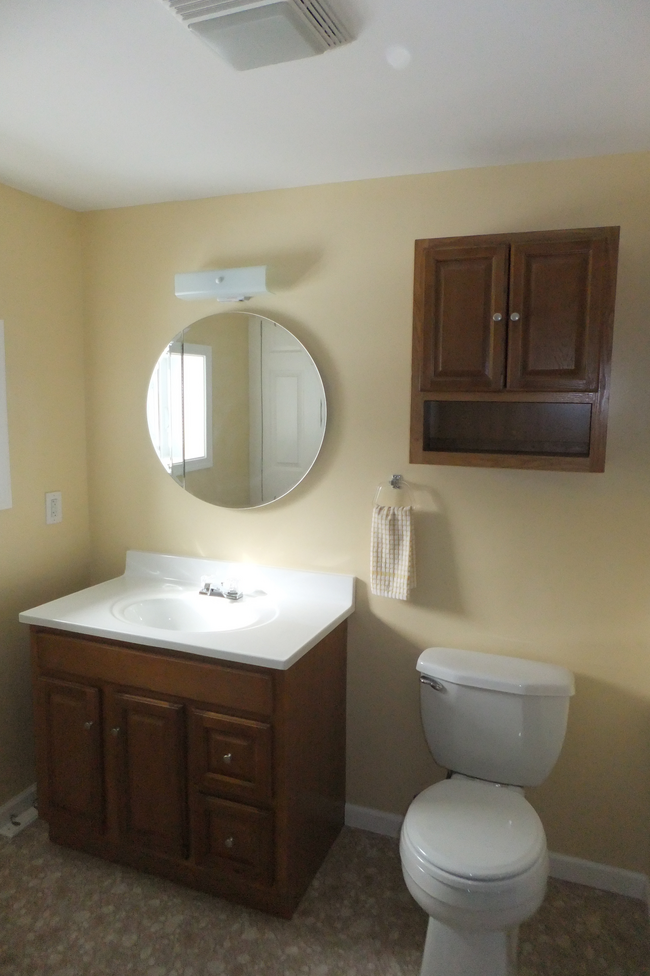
top-left (19, 550), bottom-right (355, 671)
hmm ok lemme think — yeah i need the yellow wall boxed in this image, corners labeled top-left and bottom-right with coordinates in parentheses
top-left (0, 183), bottom-right (90, 804)
top-left (3, 150), bottom-right (650, 879)
top-left (81, 151), bottom-right (650, 876)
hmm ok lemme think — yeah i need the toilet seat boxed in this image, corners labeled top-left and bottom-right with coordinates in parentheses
top-left (400, 779), bottom-right (549, 923)
top-left (402, 778), bottom-right (546, 883)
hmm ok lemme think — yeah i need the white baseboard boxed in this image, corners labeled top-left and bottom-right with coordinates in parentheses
top-left (0, 783), bottom-right (37, 826)
top-left (0, 783), bottom-right (37, 838)
top-left (345, 802), bottom-right (403, 838)
top-left (344, 802), bottom-right (650, 907)
top-left (548, 851), bottom-right (649, 904)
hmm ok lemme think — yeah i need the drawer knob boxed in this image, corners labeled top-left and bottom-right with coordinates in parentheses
top-left (510, 312), bottom-right (520, 321)
top-left (492, 313), bottom-right (503, 322)
top-left (223, 753), bottom-right (233, 764)
top-left (83, 720), bottom-right (93, 730)
top-left (110, 727), bottom-right (121, 736)
top-left (224, 836), bottom-right (234, 849)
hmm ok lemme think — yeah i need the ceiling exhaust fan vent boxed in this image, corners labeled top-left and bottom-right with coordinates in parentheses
top-left (161, 0), bottom-right (353, 70)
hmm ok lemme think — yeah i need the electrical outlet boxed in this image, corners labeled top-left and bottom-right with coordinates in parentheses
top-left (45, 491), bottom-right (62, 524)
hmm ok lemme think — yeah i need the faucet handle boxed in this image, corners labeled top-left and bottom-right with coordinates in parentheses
top-left (221, 579), bottom-right (243, 601)
top-left (199, 576), bottom-right (220, 596)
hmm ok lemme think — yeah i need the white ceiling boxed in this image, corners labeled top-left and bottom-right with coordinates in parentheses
top-left (0, 0), bottom-right (648, 212)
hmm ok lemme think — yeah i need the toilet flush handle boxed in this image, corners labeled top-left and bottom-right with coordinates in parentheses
top-left (419, 675), bottom-right (445, 692)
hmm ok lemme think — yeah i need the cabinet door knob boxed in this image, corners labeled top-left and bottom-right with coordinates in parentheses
top-left (222, 753), bottom-right (233, 764)
top-left (110, 727), bottom-right (121, 736)
top-left (510, 312), bottom-right (521, 321)
top-left (83, 720), bottom-right (94, 730)
top-left (224, 836), bottom-right (234, 849)
top-left (492, 313), bottom-right (503, 322)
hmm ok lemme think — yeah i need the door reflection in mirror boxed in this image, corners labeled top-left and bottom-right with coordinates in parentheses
top-left (147, 312), bottom-right (326, 509)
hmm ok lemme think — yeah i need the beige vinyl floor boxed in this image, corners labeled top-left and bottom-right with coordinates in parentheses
top-left (0, 819), bottom-right (647, 976)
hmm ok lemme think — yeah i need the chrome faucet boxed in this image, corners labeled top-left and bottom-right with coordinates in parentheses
top-left (198, 577), bottom-right (243, 600)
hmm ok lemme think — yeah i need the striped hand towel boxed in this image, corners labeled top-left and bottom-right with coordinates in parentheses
top-left (370, 504), bottom-right (416, 600)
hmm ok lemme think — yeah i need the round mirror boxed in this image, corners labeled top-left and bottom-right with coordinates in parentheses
top-left (147, 312), bottom-right (327, 509)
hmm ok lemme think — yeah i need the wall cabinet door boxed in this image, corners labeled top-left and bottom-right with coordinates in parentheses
top-left (416, 242), bottom-right (508, 391)
top-left (415, 231), bottom-right (613, 395)
top-left (36, 676), bottom-right (105, 837)
top-left (506, 237), bottom-right (608, 392)
top-left (109, 691), bottom-right (188, 859)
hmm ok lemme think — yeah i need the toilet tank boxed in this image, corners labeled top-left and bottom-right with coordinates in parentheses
top-left (417, 647), bottom-right (575, 787)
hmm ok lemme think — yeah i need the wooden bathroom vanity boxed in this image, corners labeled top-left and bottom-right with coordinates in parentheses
top-left (30, 621), bottom-right (347, 918)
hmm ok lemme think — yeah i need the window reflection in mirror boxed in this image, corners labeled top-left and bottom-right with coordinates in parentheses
top-left (147, 313), bottom-right (326, 509)
top-left (147, 341), bottom-right (212, 480)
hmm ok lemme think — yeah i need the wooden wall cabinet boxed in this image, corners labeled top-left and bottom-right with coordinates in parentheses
top-left (32, 623), bottom-right (347, 918)
top-left (410, 227), bottom-right (619, 471)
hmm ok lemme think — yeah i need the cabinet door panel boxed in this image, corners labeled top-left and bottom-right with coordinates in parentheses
top-left (416, 242), bottom-right (508, 391)
top-left (111, 692), bottom-right (187, 859)
top-left (507, 238), bottom-right (606, 391)
top-left (37, 676), bottom-right (105, 834)
top-left (189, 708), bottom-right (272, 805)
top-left (192, 793), bottom-right (274, 885)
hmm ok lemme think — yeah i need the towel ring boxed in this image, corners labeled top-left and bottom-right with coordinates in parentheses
top-left (374, 474), bottom-right (414, 506)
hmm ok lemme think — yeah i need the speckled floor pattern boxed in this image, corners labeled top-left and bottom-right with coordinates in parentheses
top-left (0, 820), bottom-right (647, 976)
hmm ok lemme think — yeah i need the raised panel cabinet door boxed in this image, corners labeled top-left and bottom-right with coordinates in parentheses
top-left (192, 793), bottom-right (274, 885)
top-left (506, 236), bottom-right (610, 391)
top-left (189, 707), bottom-right (273, 805)
top-left (415, 241), bottom-right (509, 391)
top-left (37, 676), bottom-right (105, 835)
top-left (110, 692), bottom-right (187, 859)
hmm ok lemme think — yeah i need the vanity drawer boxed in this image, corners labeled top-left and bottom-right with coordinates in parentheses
top-left (192, 794), bottom-right (274, 885)
top-left (33, 630), bottom-right (273, 718)
top-left (189, 707), bottom-right (273, 805)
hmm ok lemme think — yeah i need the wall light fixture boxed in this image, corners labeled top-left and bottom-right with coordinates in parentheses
top-left (174, 266), bottom-right (269, 302)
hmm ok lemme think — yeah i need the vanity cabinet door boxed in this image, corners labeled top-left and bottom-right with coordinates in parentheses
top-left (192, 793), bottom-right (274, 885)
top-left (108, 691), bottom-right (188, 859)
top-left (189, 707), bottom-right (273, 806)
top-left (35, 676), bottom-right (105, 838)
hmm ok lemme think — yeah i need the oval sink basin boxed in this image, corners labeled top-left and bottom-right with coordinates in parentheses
top-left (112, 593), bottom-right (277, 632)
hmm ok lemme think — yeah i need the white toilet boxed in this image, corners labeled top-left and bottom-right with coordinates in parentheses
top-left (400, 646), bottom-right (575, 976)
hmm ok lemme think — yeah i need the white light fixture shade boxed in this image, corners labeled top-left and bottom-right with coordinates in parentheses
top-left (175, 266), bottom-right (269, 302)
top-left (161, 0), bottom-right (352, 70)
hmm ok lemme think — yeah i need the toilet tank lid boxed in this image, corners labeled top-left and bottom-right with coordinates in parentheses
top-left (417, 647), bottom-right (575, 696)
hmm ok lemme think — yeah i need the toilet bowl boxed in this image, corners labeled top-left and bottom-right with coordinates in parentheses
top-left (400, 647), bottom-right (574, 976)
top-left (401, 778), bottom-right (549, 976)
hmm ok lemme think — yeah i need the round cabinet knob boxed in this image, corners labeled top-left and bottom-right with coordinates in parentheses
top-left (110, 727), bottom-right (120, 736)
top-left (222, 753), bottom-right (233, 764)
top-left (83, 720), bottom-right (94, 730)
top-left (224, 836), bottom-right (234, 849)
top-left (492, 313), bottom-right (503, 322)
top-left (510, 312), bottom-right (521, 321)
